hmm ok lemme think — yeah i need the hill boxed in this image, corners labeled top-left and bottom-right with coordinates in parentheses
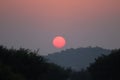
top-left (45, 47), bottom-right (111, 70)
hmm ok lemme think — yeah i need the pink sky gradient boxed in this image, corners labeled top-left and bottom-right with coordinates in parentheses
top-left (0, 0), bottom-right (120, 55)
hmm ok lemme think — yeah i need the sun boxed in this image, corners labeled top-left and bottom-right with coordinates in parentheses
top-left (53, 36), bottom-right (66, 48)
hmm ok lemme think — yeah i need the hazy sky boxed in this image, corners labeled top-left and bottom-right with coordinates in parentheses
top-left (0, 0), bottom-right (120, 55)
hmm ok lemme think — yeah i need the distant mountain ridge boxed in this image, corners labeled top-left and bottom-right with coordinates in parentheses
top-left (45, 47), bottom-right (111, 70)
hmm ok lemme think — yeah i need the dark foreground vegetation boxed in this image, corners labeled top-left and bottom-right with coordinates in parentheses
top-left (0, 45), bottom-right (120, 80)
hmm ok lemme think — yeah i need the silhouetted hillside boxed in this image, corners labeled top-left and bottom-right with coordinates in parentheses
top-left (45, 47), bottom-right (111, 70)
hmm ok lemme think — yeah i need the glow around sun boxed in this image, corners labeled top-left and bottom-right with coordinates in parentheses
top-left (53, 36), bottom-right (66, 48)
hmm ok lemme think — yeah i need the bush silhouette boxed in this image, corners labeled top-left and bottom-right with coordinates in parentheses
top-left (0, 45), bottom-right (70, 80)
top-left (88, 49), bottom-right (120, 80)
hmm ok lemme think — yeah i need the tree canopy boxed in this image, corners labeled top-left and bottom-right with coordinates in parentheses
top-left (0, 45), bottom-right (70, 80)
top-left (0, 45), bottom-right (120, 80)
top-left (88, 49), bottom-right (120, 80)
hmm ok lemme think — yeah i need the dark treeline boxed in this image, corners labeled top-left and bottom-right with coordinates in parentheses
top-left (0, 45), bottom-right (70, 80)
top-left (0, 45), bottom-right (120, 80)
top-left (88, 49), bottom-right (120, 80)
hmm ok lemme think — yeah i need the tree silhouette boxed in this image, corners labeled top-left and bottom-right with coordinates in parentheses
top-left (88, 49), bottom-right (120, 80)
top-left (0, 45), bottom-right (70, 80)
top-left (1, 45), bottom-right (119, 80)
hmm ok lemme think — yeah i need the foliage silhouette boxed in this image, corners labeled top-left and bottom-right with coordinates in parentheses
top-left (0, 45), bottom-right (70, 80)
top-left (88, 49), bottom-right (120, 80)
top-left (1, 45), bottom-right (120, 80)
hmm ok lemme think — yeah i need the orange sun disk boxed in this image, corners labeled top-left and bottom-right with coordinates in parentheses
top-left (53, 36), bottom-right (66, 48)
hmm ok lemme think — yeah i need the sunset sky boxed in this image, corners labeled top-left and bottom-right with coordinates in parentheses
top-left (0, 0), bottom-right (120, 55)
